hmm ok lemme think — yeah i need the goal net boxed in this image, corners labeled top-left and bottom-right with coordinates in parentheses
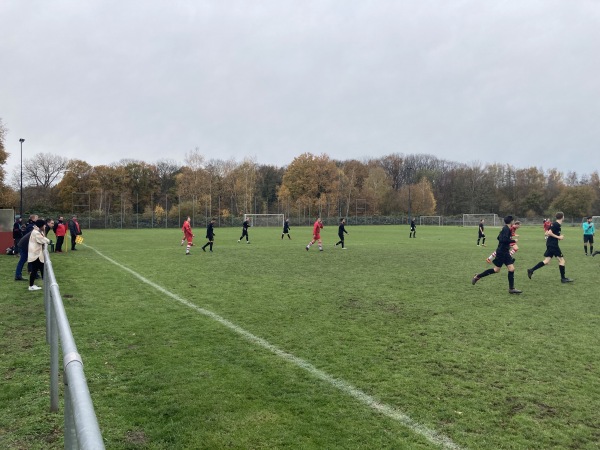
top-left (419, 216), bottom-right (442, 226)
top-left (462, 214), bottom-right (499, 227)
top-left (590, 216), bottom-right (600, 227)
top-left (243, 214), bottom-right (285, 227)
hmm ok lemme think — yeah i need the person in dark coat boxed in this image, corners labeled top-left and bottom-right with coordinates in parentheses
top-left (13, 215), bottom-right (23, 251)
top-left (68, 215), bottom-right (82, 250)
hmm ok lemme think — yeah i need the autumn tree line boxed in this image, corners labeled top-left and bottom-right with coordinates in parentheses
top-left (1, 121), bottom-right (599, 227)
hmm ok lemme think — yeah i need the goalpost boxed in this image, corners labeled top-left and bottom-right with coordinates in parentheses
top-left (462, 214), bottom-right (499, 227)
top-left (243, 214), bottom-right (285, 227)
top-left (419, 216), bottom-right (442, 226)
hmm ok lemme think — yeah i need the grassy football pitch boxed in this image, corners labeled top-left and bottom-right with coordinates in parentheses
top-left (1, 224), bottom-right (599, 449)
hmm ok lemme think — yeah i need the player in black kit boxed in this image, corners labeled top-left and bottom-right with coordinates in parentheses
top-left (281, 218), bottom-right (291, 239)
top-left (527, 212), bottom-right (573, 283)
top-left (409, 219), bottom-right (416, 238)
top-left (335, 218), bottom-right (348, 249)
top-left (202, 218), bottom-right (216, 252)
top-left (238, 217), bottom-right (251, 244)
top-left (472, 215), bottom-right (522, 294)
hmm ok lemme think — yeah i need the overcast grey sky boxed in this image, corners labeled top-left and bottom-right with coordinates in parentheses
top-left (2, 0), bottom-right (599, 179)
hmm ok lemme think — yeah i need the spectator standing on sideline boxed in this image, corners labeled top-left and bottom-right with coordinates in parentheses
top-left (182, 216), bottom-right (194, 255)
top-left (472, 215), bottom-right (522, 294)
top-left (15, 229), bottom-right (32, 281)
top-left (68, 215), bottom-right (82, 250)
top-left (409, 219), bottom-right (416, 238)
top-left (335, 218), bottom-right (348, 249)
top-left (44, 218), bottom-right (55, 239)
top-left (582, 216), bottom-right (595, 256)
top-left (281, 218), bottom-right (291, 239)
top-left (27, 219), bottom-right (50, 291)
top-left (527, 212), bottom-right (574, 283)
top-left (238, 217), bottom-right (251, 243)
top-left (202, 218), bottom-right (216, 252)
top-left (13, 215), bottom-right (23, 251)
top-left (53, 216), bottom-right (68, 252)
top-left (25, 214), bottom-right (38, 233)
top-left (306, 217), bottom-right (324, 251)
top-left (24, 214), bottom-right (39, 277)
top-left (477, 219), bottom-right (486, 246)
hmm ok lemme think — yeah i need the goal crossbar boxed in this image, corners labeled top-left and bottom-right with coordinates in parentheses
top-left (462, 214), bottom-right (499, 227)
top-left (243, 214), bottom-right (285, 227)
top-left (419, 216), bottom-right (442, 226)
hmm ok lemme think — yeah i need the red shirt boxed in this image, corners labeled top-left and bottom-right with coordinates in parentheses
top-left (182, 221), bottom-right (193, 239)
top-left (55, 222), bottom-right (68, 237)
top-left (313, 220), bottom-right (323, 236)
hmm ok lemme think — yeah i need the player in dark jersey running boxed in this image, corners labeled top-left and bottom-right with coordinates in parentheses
top-left (486, 221), bottom-right (520, 263)
top-left (527, 212), bottom-right (573, 283)
top-left (472, 215), bottom-right (522, 294)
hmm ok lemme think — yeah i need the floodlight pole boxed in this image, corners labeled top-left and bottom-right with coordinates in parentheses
top-left (19, 138), bottom-right (25, 216)
top-left (407, 166), bottom-right (413, 223)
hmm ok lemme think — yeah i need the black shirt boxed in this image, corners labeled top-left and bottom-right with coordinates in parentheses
top-left (13, 221), bottom-right (23, 239)
top-left (496, 225), bottom-right (512, 255)
top-left (206, 223), bottom-right (215, 239)
top-left (18, 231), bottom-right (32, 250)
top-left (547, 221), bottom-right (561, 248)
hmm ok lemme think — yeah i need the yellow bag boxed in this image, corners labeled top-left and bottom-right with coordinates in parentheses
top-left (75, 235), bottom-right (84, 244)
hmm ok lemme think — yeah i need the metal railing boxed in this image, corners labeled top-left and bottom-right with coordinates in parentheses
top-left (43, 247), bottom-right (105, 449)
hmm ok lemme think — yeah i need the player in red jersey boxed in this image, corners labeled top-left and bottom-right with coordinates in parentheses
top-left (543, 218), bottom-right (551, 239)
top-left (182, 216), bottom-right (194, 255)
top-left (306, 217), bottom-right (324, 251)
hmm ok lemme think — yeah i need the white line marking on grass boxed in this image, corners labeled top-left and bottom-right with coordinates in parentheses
top-left (87, 245), bottom-right (464, 450)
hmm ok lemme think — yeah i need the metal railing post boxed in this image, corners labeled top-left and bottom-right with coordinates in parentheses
top-left (50, 312), bottom-right (59, 413)
top-left (64, 374), bottom-right (77, 449)
top-left (45, 259), bottom-right (60, 412)
top-left (45, 276), bottom-right (51, 343)
top-left (42, 248), bottom-right (105, 449)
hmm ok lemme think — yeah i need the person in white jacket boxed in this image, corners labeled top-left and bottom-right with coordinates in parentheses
top-left (27, 219), bottom-right (50, 291)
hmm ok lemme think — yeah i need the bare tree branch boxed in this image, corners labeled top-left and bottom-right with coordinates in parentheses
top-left (23, 153), bottom-right (69, 188)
